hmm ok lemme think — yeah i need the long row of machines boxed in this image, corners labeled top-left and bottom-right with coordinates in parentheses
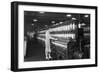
top-left (37, 20), bottom-right (90, 60)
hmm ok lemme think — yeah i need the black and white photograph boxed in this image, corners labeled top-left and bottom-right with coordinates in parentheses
top-left (24, 11), bottom-right (90, 62)
top-left (11, 1), bottom-right (97, 71)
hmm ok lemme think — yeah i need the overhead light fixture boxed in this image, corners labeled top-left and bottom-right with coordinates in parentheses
top-left (72, 17), bottom-right (77, 20)
top-left (81, 23), bottom-right (86, 26)
top-left (33, 19), bottom-right (38, 22)
top-left (55, 23), bottom-right (59, 25)
top-left (32, 24), bottom-right (34, 26)
top-left (84, 15), bottom-right (89, 18)
top-left (51, 21), bottom-right (55, 24)
top-left (66, 14), bottom-right (71, 17)
top-left (59, 22), bottom-right (63, 24)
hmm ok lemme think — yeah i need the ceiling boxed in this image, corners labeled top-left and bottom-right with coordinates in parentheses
top-left (24, 11), bottom-right (90, 34)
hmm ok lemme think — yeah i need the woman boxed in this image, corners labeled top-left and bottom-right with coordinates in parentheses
top-left (45, 30), bottom-right (52, 60)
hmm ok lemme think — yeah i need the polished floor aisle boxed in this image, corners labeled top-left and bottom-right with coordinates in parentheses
top-left (24, 39), bottom-right (46, 62)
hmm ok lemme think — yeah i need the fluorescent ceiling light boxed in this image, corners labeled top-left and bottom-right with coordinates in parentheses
top-left (32, 24), bottom-right (34, 26)
top-left (59, 22), bottom-right (63, 24)
top-left (33, 19), bottom-right (38, 22)
top-left (84, 15), bottom-right (89, 17)
top-left (51, 21), bottom-right (55, 23)
top-left (72, 17), bottom-right (77, 20)
top-left (66, 14), bottom-right (71, 17)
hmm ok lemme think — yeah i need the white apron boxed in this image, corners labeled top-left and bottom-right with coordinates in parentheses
top-left (45, 30), bottom-right (51, 53)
